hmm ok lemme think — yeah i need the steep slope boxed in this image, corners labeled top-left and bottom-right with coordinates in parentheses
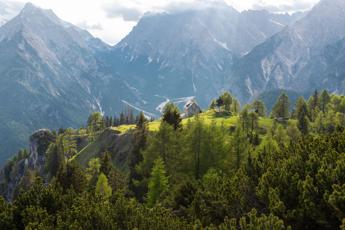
top-left (229, 0), bottom-right (345, 102)
top-left (0, 3), bottom-right (133, 164)
top-left (106, 3), bottom-right (301, 113)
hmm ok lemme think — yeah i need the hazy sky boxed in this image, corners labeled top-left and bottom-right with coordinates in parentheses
top-left (2, 0), bottom-right (320, 45)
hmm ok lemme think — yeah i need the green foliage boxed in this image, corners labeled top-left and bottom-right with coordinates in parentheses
top-left (58, 162), bottom-right (87, 193)
top-left (252, 100), bottom-right (267, 117)
top-left (45, 136), bottom-right (66, 179)
top-left (271, 93), bottom-right (290, 119)
top-left (137, 111), bottom-right (148, 129)
top-left (184, 117), bottom-right (229, 179)
top-left (231, 98), bottom-right (241, 115)
top-left (213, 92), bottom-right (240, 114)
top-left (232, 127), bottom-right (249, 170)
top-left (2, 90), bottom-right (345, 229)
top-left (95, 173), bottom-right (112, 200)
top-left (0, 196), bottom-right (15, 229)
top-left (320, 90), bottom-right (331, 113)
top-left (86, 158), bottom-right (101, 187)
top-left (162, 103), bottom-right (182, 130)
top-left (129, 123), bottom-right (148, 200)
top-left (219, 209), bottom-right (287, 229)
top-left (87, 112), bottom-right (105, 133)
top-left (100, 151), bottom-right (113, 177)
top-left (220, 92), bottom-right (233, 112)
top-left (296, 97), bottom-right (310, 134)
top-left (147, 157), bottom-right (169, 208)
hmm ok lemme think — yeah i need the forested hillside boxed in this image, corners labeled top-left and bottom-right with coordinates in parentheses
top-left (1, 90), bottom-right (345, 229)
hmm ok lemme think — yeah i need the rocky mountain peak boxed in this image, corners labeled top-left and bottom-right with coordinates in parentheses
top-left (21, 2), bottom-right (39, 13)
top-left (292, 0), bottom-right (345, 47)
top-left (19, 2), bottom-right (62, 24)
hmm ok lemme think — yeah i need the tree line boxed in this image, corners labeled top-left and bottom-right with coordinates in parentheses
top-left (1, 90), bottom-right (345, 229)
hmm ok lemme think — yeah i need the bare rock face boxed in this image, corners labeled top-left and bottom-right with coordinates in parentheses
top-left (183, 100), bottom-right (202, 118)
top-left (0, 129), bottom-right (55, 200)
top-left (28, 129), bottom-right (55, 172)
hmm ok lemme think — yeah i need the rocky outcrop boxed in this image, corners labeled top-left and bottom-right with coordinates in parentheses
top-left (0, 129), bottom-right (55, 200)
top-left (28, 129), bottom-right (55, 173)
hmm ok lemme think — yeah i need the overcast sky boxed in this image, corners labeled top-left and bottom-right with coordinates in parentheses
top-left (1, 0), bottom-right (320, 45)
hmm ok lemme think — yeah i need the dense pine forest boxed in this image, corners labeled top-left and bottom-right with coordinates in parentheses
top-left (1, 90), bottom-right (345, 229)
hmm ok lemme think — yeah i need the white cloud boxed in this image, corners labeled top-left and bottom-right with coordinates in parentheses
top-left (77, 21), bottom-right (103, 30)
top-left (1, 0), bottom-right (320, 44)
top-left (103, 3), bottom-right (142, 22)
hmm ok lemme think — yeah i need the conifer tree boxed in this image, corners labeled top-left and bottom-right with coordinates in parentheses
top-left (232, 127), bottom-right (248, 170)
top-left (129, 116), bottom-right (148, 200)
top-left (46, 136), bottom-right (66, 179)
top-left (189, 116), bottom-right (203, 180)
top-left (95, 173), bottom-right (112, 200)
top-left (147, 157), bottom-right (169, 207)
top-left (240, 106), bottom-right (250, 135)
top-left (136, 112), bottom-right (147, 129)
top-left (252, 100), bottom-right (266, 117)
top-left (87, 112), bottom-right (104, 132)
top-left (100, 152), bottom-right (113, 177)
top-left (86, 158), bottom-right (101, 186)
top-left (248, 112), bottom-right (259, 143)
top-left (320, 90), bottom-right (331, 113)
top-left (221, 92), bottom-right (233, 112)
top-left (309, 90), bottom-right (319, 111)
top-left (216, 97), bottom-right (224, 112)
top-left (231, 99), bottom-right (241, 115)
top-left (271, 93), bottom-right (290, 120)
top-left (162, 103), bottom-right (182, 130)
top-left (120, 112), bottom-right (126, 125)
top-left (296, 97), bottom-right (309, 135)
top-left (58, 162), bottom-right (87, 193)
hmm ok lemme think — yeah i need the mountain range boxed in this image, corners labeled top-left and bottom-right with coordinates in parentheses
top-left (228, 0), bottom-right (345, 102)
top-left (0, 0), bottom-right (345, 164)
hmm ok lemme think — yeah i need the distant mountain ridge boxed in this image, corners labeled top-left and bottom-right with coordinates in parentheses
top-left (228, 0), bottom-right (345, 102)
top-left (107, 3), bottom-right (303, 113)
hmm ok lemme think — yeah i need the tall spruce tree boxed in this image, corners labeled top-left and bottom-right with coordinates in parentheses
top-left (100, 152), bottom-right (113, 177)
top-left (129, 115), bottom-right (148, 201)
top-left (95, 173), bottom-right (112, 200)
top-left (296, 97), bottom-right (309, 135)
top-left (252, 100), bottom-right (266, 117)
top-left (46, 136), bottom-right (66, 179)
top-left (87, 112), bottom-right (104, 133)
top-left (320, 90), bottom-right (331, 113)
top-left (147, 157), bottom-right (169, 207)
top-left (137, 112), bottom-right (147, 129)
top-left (220, 92), bottom-right (233, 112)
top-left (232, 127), bottom-right (248, 170)
top-left (162, 103), bottom-right (182, 130)
top-left (231, 99), bottom-right (241, 114)
top-left (271, 93), bottom-right (290, 120)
